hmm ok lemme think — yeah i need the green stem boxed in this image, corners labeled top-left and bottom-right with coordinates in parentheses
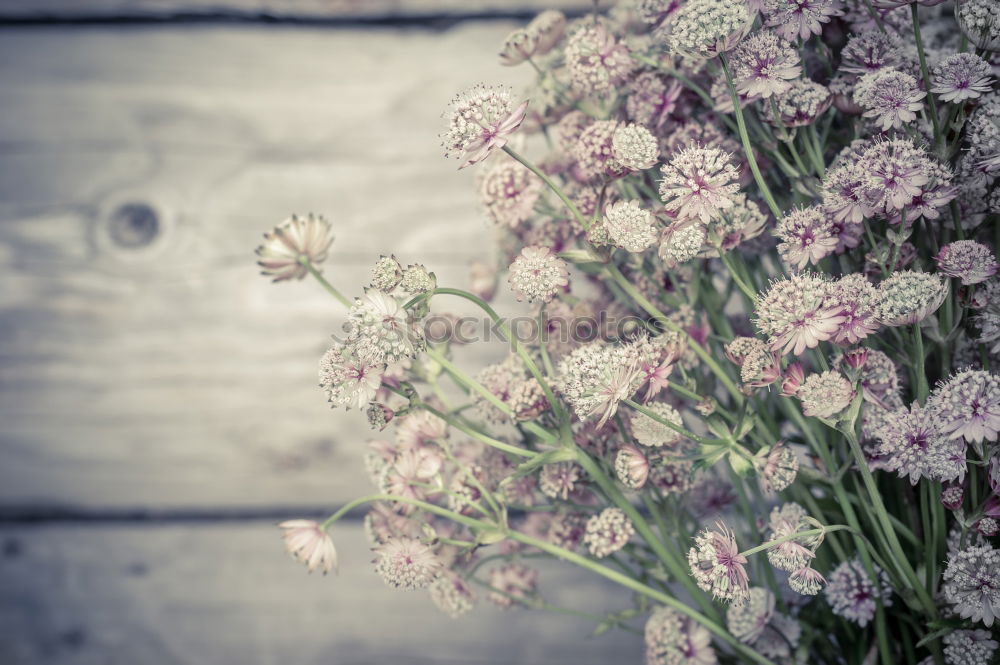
top-left (300, 257), bottom-right (351, 307)
top-left (720, 252), bottom-right (757, 301)
top-left (623, 398), bottom-right (716, 445)
top-left (910, 4), bottom-right (944, 155)
top-left (739, 525), bottom-right (852, 557)
top-left (914, 324), bottom-right (929, 404)
top-left (321, 493), bottom-right (491, 531)
top-left (503, 145), bottom-right (591, 230)
top-left (418, 402), bottom-right (536, 459)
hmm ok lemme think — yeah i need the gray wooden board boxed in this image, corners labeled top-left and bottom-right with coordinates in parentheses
top-left (0, 22), bottom-right (541, 510)
top-left (0, 521), bottom-right (644, 664)
top-left (0, 1), bottom-right (590, 20)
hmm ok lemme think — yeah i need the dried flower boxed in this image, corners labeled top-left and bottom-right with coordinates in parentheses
top-left (825, 556), bottom-right (892, 626)
top-left (373, 536), bottom-right (443, 590)
top-left (943, 543), bottom-right (1000, 626)
top-left (584, 507), bottom-right (635, 557)
top-left (659, 146), bottom-right (742, 224)
top-left (508, 246), bottom-right (569, 303)
top-left (854, 69), bottom-right (926, 131)
top-left (688, 522), bottom-right (750, 604)
top-left (279, 520), bottom-right (338, 574)
top-left (931, 53), bottom-right (995, 103)
top-left (441, 84), bottom-right (528, 168)
top-left (936, 240), bottom-right (999, 286)
top-left (256, 214), bottom-right (334, 282)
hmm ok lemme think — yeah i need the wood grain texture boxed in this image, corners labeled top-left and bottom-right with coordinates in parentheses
top-left (0, 0), bottom-right (588, 21)
top-left (0, 521), bottom-right (644, 664)
top-left (0, 23), bottom-right (532, 510)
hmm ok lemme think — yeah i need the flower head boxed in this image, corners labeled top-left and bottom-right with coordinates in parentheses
top-left (256, 214), bottom-right (334, 282)
top-left (839, 29), bottom-right (904, 76)
top-left (943, 543), bottom-right (1000, 626)
top-left (730, 30), bottom-right (802, 99)
top-left (318, 343), bottom-right (384, 410)
top-left (558, 342), bottom-right (645, 428)
top-left (763, 0), bottom-right (843, 41)
top-left (584, 507), bottom-right (635, 558)
top-left (346, 289), bottom-right (424, 365)
top-left (539, 461), bottom-right (583, 501)
top-left (859, 138), bottom-right (933, 215)
top-left (666, 0), bottom-right (753, 58)
top-left (755, 273), bottom-right (846, 355)
top-left (480, 160), bottom-right (542, 228)
top-left (930, 369), bottom-right (1000, 445)
top-left (931, 53), bottom-right (995, 103)
top-left (798, 371), bottom-right (855, 419)
top-left (645, 606), bottom-right (718, 665)
top-left (765, 503), bottom-right (820, 572)
top-left (660, 222), bottom-right (708, 265)
top-left (612, 123), bottom-right (660, 171)
top-left (825, 273), bottom-right (882, 345)
top-left (573, 119), bottom-right (627, 181)
top-left (875, 403), bottom-right (967, 484)
top-left (775, 206), bottom-right (839, 270)
top-left (615, 443), bottom-right (651, 489)
top-left (429, 572), bottom-right (477, 618)
top-left (441, 84), bottom-right (528, 168)
top-left (958, 0), bottom-right (1000, 51)
top-left (789, 567), bottom-right (826, 595)
top-left (604, 200), bottom-right (659, 253)
top-left (488, 563), bottom-right (538, 608)
top-left (755, 442), bottom-right (799, 493)
top-left (943, 630), bottom-right (999, 665)
top-left (508, 246), bottom-right (569, 303)
top-left (659, 146), bottom-right (741, 224)
top-left (764, 79), bottom-right (832, 127)
top-left (564, 22), bottom-right (635, 95)
top-left (688, 522), bottom-right (750, 604)
top-left (373, 536), bottom-right (443, 590)
top-left (825, 556), bottom-right (892, 626)
top-left (936, 240), bottom-right (999, 286)
top-left (370, 255), bottom-right (402, 292)
top-left (877, 270), bottom-right (948, 326)
top-left (626, 72), bottom-right (683, 129)
top-left (279, 520), bottom-right (338, 574)
top-left (631, 402), bottom-right (685, 448)
top-left (854, 68), bottom-right (926, 131)
top-left (727, 587), bottom-right (775, 644)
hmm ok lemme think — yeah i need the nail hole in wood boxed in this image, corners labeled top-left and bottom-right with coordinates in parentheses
top-left (107, 202), bottom-right (160, 249)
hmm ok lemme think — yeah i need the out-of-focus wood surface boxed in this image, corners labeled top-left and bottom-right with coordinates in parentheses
top-left (0, 522), bottom-right (641, 664)
top-left (0, 22), bottom-right (527, 511)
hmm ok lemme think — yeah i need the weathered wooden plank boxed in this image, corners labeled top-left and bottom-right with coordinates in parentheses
top-left (0, 522), bottom-right (644, 664)
top-left (0, 0), bottom-right (587, 21)
top-left (0, 23), bottom-right (533, 509)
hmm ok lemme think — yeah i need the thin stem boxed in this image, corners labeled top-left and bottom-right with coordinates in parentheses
top-left (720, 252), bottom-right (757, 301)
top-left (503, 145), bottom-right (591, 230)
top-left (321, 493), bottom-right (491, 531)
top-left (911, 4), bottom-right (944, 155)
top-left (419, 402), bottom-right (536, 459)
top-left (300, 257), bottom-right (351, 307)
top-left (623, 398), bottom-right (716, 445)
top-left (739, 525), bottom-right (852, 558)
top-left (914, 324), bottom-right (929, 404)
top-left (538, 302), bottom-right (555, 377)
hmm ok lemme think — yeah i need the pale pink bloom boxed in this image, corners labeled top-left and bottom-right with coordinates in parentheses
top-left (775, 206), bottom-right (839, 270)
top-left (930, 369), bottom-right (1000, 445)
top-left (615, 444), bottom-right (651, 489)
top-left (508, 245), bottom-right (569, 303)
top-left (441, 84), bottom-right (528, 169)
top-left (318, 344), bottom-right (384, 411)
top-left (488, 563), bottom-right (538, 608)
top-left (256, 213), bottom-right (334, 282)
top-left (763, 0), bottom-right (843, 41)
top-left (730, 30), bottom-right (802, 99)
top-left (394, 410), bottom-right (448, 450)
top-left (373, 536), bottom-right (443, 590)
top-left (755, 274), bottom-right (846, 356)
top-left (798, 371), bottom-right (855, 419)
top-left (659, 146), bottom-right (741, 224)
top-left (380, 447), bottom-right (444, 511)
top-left (688, 522), bottom-right (750, 605)
top-left (279, 520), bottom-right (338, 574)
top-left (936, 240), bottom-right (999, 286)
top-left (854, 69), bottom-right (926, 131)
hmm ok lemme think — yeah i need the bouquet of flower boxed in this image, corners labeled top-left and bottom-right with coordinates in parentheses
top-left (258, 2), bottom-right (1000, 663)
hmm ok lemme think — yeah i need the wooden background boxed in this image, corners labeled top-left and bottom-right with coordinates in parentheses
top-left (0, 1), bottom-right (644, 663)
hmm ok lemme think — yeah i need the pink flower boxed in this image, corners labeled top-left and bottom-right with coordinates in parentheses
top-left (279, 520), bottom-right (338, 574)
top-left (688, 522), bottom-right (750, 604)
top-left (441, 84), bottom-right (528, 169)
top-left (256, 213), bottom-right (334, 282)
top-left (755, 274), bottom-right (846, 356)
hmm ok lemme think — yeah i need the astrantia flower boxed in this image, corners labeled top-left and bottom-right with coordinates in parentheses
top-left (789, 567), bottom-right (826, 595)
top-left (688, 523), bottom-right (750, 604)
top-left (373, 536), bottom-right (443, 590)
top-left (931, 53), bottom-right (995, 103)
top-left (822, 161), bottom-right (869, 224)
top-left (764, 79), bottom-right (832, 126)
top-left (318, 343), bottom-right (384, 410)
top-left (775, 206), bottom-right (839, 270)
top-left (612, 123), bottom-right (659, 171)
top-left (943, 543), bottom-right (1000, 626)
top-left (957, 0), bottom-right (1000, 51)
top-left (763, 0), bottom-right (844, 41)
top-left (441, 84), bottom-right (528, 168)
top-left (727, 587), bottom-right (775, 644)
top-left (573, 119), bottom-right (626, 181)
top-left (399, 264), bottom-right (435, 295)
top-left (256, 213), bottom-right (334, 282)
top-left (755, 273), bottom-right (846, 355)
top-left (765, 503), bottom-right (820, 572)
top-left (930, 369), bottom-right (1000, 445)
top-left (825, 556), bottom-right (892, 626)
top-left (854, 68), bottom-right (926, 131)
top-left (838, 29), bottom-right (904, 76)
top-left (876, 403), bottom-right (967, 484)
top-left (498, 28), bottom-right (536, 67)
top-left (755, 442), bottom-right (799, 493)
top-left (943, 630), bottom-right (999, 665)
top-left (630, 401), bottom-right (685, 447)
top-left (604, 200), bottom-right (659, 253)
top-left (558, 342), bottom-right (644, 427)
top-left (660, 222), bottom-right (708, 265)
top-left (346, 289), bottom-right (424, 365)
top-left (626, 72), bottom-right (683, 129)
top-left (429, 572), bottom-right (476, 618)
top-left (859, 138), bottom-right (933, 214)
top-left (564, 22), bottom-right (635, 95)
top-left (528, 10), bottom-right (566, 55)
top-left (798, 371), bottom-right (855, 419)
top-left (877, 270), bottom-right (948, 326)
top-left (480, 160), bottom-right (542, 228)
top-left (936, 240), bottom-right (999, 286)
top-left (739, 344), bottom-right (783, 389)
top-left (666, 0), bottom-right (753, 58)
top-left (507, 246), bottom-right (569, 303)
top-left (827, 273), bottom-right (882, 345)
top-left (488, 563), bottom-right (538, 608)
top-left (584, 507), bottom-right (635, 558)
top-left (645, 606), bottom-right (718, 665)
top-left (659, 146), bottom-right (741, 224)
top-left (279, 520), bottom-right (338, 574)
top-left (730, 30), bottom-right (802, 99)
top-left (539, 461), bottom-right (583, 501)
top-left (370, 255), bottom-right (402, 292)
top-left (615, 444), bottom-right (651, 489)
